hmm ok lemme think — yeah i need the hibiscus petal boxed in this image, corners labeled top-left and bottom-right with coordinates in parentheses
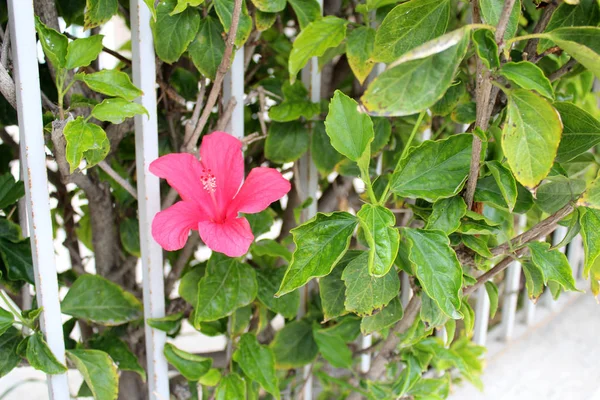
top-left (149, 153), bottom-right (215, 218)
top-left (228, 167), bottom-right (291, 217)
top-left (198, 217), bottom-right (254, 258)
top-left (152, 201), bottom-right (206, 251)
top-left (200, 131), bottom-right (244, 211)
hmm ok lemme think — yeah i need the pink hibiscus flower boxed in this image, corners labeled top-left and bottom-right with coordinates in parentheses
top-left (150, 131), bottom-right (291, 257)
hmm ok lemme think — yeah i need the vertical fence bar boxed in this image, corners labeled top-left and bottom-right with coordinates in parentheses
top-left (501, 215), bottom-right (527, 340)
top-left (130, 2), bottom-right (169, 399)
top-left (297, 5), bottom-right (322, 398)
top-left (473, 285), bottom-right (490, 345)
top-left (7, 1), bottom-right (69, 398)
top-left (223, 47), bottom-right (245, 138)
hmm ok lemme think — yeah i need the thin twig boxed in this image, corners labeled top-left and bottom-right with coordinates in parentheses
top-left (464, 248), bottom-right (528, 296)
top-left (97, 160), bottom-right (138, 199)
top-left (0, 62), bottom-right (16, 109)
top-left (184, 79), bottom-right (207, 142)
top-left (549, 59), bottom-right (578, 81)
top-left (464, 0), bottom-right (517, 210)
top-left (182, 0), bottom-right (244, 152)
top-left (256, 86), bottom-right (268, 136)
top-left (1, 28), bottom-right (9, 67)
top-left (215, 98), bottom-right (237, 132)
top-left (523, 2), bottom-right (557, 59)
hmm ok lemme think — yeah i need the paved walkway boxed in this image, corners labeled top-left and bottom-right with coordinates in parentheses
top-left (451, 293), bottom-right (600, 400)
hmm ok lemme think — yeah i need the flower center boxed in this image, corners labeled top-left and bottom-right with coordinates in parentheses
top-left (201, 168), bottom-right (222, 222)
top-left (200, 168), bottom-right (217, 193)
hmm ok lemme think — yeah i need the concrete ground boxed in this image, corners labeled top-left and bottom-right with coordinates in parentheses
top-left (451, 293), bottom-right (600, 400)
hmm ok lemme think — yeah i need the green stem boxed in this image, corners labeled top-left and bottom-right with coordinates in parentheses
top-left (504, 33), bottom-right (546, 47)
top-left (379, 110), bottom-right (427, 203)
top-left (0, 290), bottom-right (31, 328)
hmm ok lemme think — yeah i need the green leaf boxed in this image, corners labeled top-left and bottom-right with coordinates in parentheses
top-left (277, 212), bottom-right (358, 296)
top-left (67, 349), bottom-right (118, 400)
top-left (92, 98), bottom-right (148, 125)
top-left (256, 268), bottom-right (299, 319)
top-left (0, 307), bottom-right (12, 336)
top-left (63, 117), bottom-right (109, 172)
top-left (216, 373), bottom-right (246, 400)
top-left (528, 242), bottom-right (579, 292)
top-left (390, 134), bottom-right (472, 201)
top-left (26, 331), bottom-right (67, 374)
top-left (84, 0), bottom-right (118, 29)
top-left (347, 27), bottom-right (375, 84)
top-left (233, 334), bottom-right (280, 399)
top-left (118, 218), bottom-right (141, 257)
top-left (402, 228), bottom-right (462, 318)
top-left (194, 254), bottom-right (257, 322)
top-left (61, 274), bottom-right (143, 325)
top-left (362, 27), bottom-right (470, 116)
top-left (484, 281), bottom-right (499, 318)
top-left (147, 312), bottom-right (184, 335)
top-left (252, 240), bottom-right (292, 262)
top-left (311, 121), bottom-right (343, 175)
top-left (76, 70), bottom-right (143, 101)
top-left (0, 238), bottom-right (34, 284)
top-left (151, 0), bottom-right (200, 63)
top-left (479, 0), bottom-right (520, 40)
top-left (472, 28), bottom-right (499, 69)
top-left (57, 0), bottom-right (87, 26)
top-left (287, 0), bottom-right (321, 29)
top-left (288, 16), bottom-right (348, 82)
top-left (325, 90), bottom-right (374, 162)
top-left (539, 0), bottom-right (600, 53)
top-left (0, 219), bottom-right (22, 243)
top-left (420, 292), bottom-right (447, 328)
top-left (199, 368), bottom-right (222, 386)
top-left (357, 204), bottom-right (399, 277)
top-left (34, 16), bottom-right (68, 68)
top-left (486, 160), bottom-right (518, 212)
top-left (542, 27), bottom-right (600, 79)
top-left (361, 297), bottom-right (403, 335)
top-left (577, 171), bottom-right (600, 209)
top-left (271, 320), bottom-right (318, 368)
top-left (342, 252), bottom-right (400, 316)
top-left (462, 235), bottom-right (492, 258)
top-left (580, 207), bottom-right (600, 278)
top-left (65, 35), bottom-right (104, 70)
top-left (318, 251), bottom-right (360, 321)
top-left (499, 62), bottom-right (554, 100)
top-left (522, 261), bottom-right (544, 301)
top-left (188, 16), bottom-right (225, 80)
top-left (251, 0), bottom-right (285, 12)
top-left (312, 325), bottom-right (352, 368)
top-left (0, 173), bottom-right (25, 209)
top-left (431, 81), bottom-right (466, 116)
top-left (451, 102), bottom-right (476, 124)
top-left (88, 334), bottom-right (146, 381)
top-left (170, 0), bottom-right (204, 15)
top-left (457, 211), bottom-right (501, 235)
top-left (179, 265), bottom-right (205, 304)
top-left (555, 102), bottom-right (600, 163)
top-left (426, 196), bottom-right (467, 235)
top-left (372, 117), bottom-right (392, 154)
top-left (213, 0), bottom-right (253, 47)
top-left (0, 327), bottom-right (21, 377)
top-left (265, 121), bottom-right (309, 163)
top-left (255, 10), bottom-right (277, 31)
top-left (164, 342), bottom-right (212, 381)
top-left (269, 81), bottom-right (320, 122)
top-left (536, 176), bottom-right (586, 214)
top-left (502, 89), bottom-right (562, 188)
top-left (373, 0), bottom-right (450, 63)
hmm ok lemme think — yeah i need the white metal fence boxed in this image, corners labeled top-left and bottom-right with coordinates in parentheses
top-left (2, 1), bottom-right (586, 399)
